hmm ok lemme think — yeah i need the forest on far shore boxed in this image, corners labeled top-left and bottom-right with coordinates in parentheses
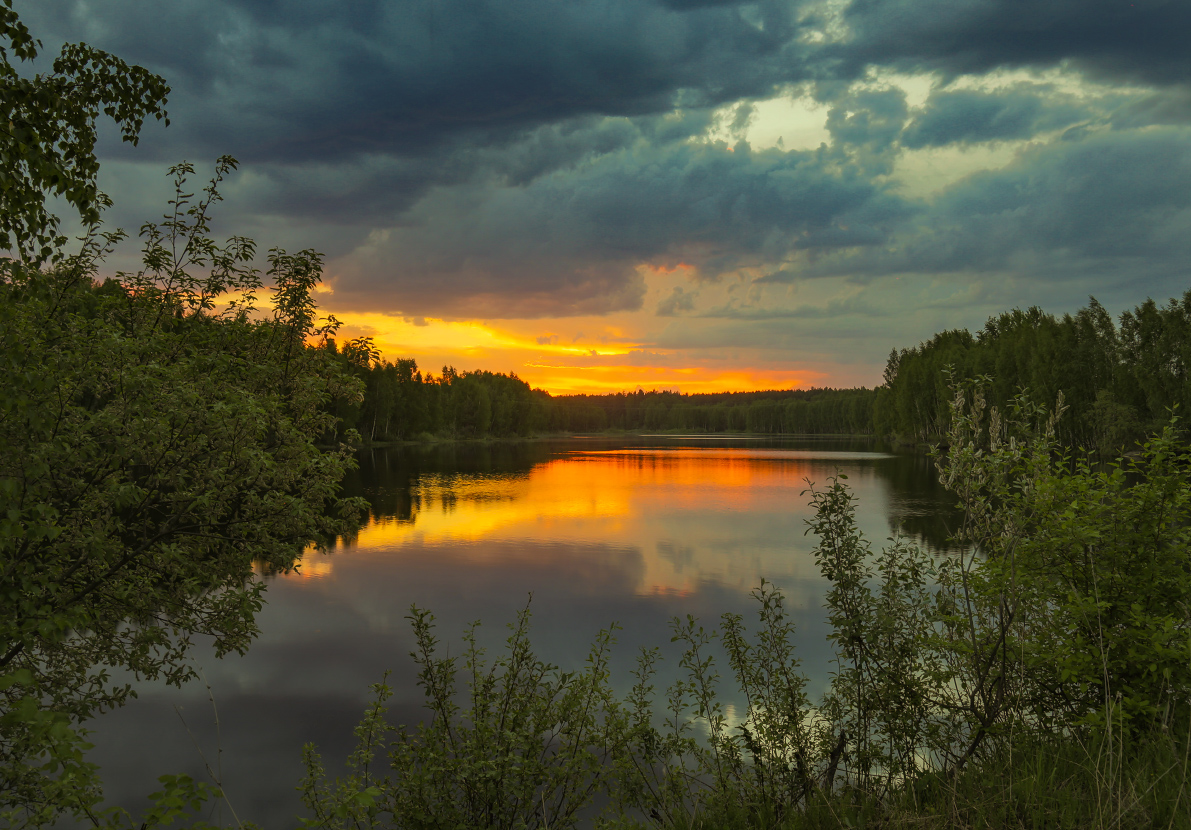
top-left (328, 288), bottom-right (1191, 450)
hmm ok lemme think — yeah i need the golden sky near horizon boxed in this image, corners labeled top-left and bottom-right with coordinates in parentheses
top-left (312, 74), bottom-right (1067, 395)
top-left (57, 0), bottom-right (1188, 403)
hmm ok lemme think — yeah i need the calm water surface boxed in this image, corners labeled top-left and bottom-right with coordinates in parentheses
top-left (88, 436), bottom-right (953, 826)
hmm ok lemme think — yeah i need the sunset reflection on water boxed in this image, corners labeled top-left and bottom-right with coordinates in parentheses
top-left (89, 437), bottom-right (950, 829)
top-left (316, 445), bottom-right (896, 598)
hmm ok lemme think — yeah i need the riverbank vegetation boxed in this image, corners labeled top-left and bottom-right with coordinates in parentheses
top-left (874, 295), bottom-right (1191, 449)
top-left (332, 289), bottom-right (1191, 448)
top-left (317, 349), bottom-right (877, 443)
top-left (0, 8), bottom-right (363, 821)
top-left (4, 3), bottom-right (1191, 827)
top-left (0, 160), bottom-right (366, 827)
top-left (300, 381), bottom-right (1191, 829)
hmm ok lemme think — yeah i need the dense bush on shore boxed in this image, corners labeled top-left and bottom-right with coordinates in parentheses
top-left (299, 382), bottom-right (1191, 829)
top-left (0, 161), bottom-right (365, 828)
top-left (0, 7), bottom-right (362, 824)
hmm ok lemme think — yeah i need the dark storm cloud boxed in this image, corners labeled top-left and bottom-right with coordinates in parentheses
top-left (901, 88), bottom-right (1090, 148)
top-left (1113, 87), bottom-right (1191, 128)
top-left (800, 126), bottom-right (1191, 286)
top-left (20, 0), bottom-right (814, 165)
top-left (27, 0), bottom-right (1186, 169)
top-left (21, 0), bottom-right (1190, 177)
top-left (12, 0), bottom-right (1191, 327)
top-left (698, 293), bottom-right (887, 320)
top-left (929, 128), bottom-right (1191, 270)
top-left (232, 115), bottom-right (654, 226)
top-left (332, 136), bottom-right (913, 317)
top-left (826, 88), bottom-right (909, 150)
top-left (832, 0), bottom-right (1191, 88)
top-left (657, 286), bottom-right (698, 316)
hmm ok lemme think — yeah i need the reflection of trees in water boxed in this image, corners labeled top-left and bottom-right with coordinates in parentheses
top-left (341, 442), bottom-right (561, 527)
top-left (871, 450), bottom-right (963, 552)
top-left (338, 439), bottom-right (962, 553)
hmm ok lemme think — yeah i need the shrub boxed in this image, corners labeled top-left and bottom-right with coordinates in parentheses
top-left (300, 604), bottom-right (620, 830)
top-left (304, 375), bottom-right (1191, 829)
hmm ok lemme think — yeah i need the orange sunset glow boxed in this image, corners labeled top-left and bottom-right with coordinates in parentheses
top-left (326, 308), bottom-right (827, 395)
top-left (315, 448), bottom-right (874, 596)
top-left (21, 0), bottom-right (1191, 823)
top-left (312, 255), bottom-right (850, 394)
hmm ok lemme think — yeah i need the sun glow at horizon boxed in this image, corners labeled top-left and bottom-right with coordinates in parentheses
top-left (317, 449), bottom-right (837, 596)
top-left (520, 367), bottom-right (824, 395)
top-left (325, 309), bottom-right (827, 395)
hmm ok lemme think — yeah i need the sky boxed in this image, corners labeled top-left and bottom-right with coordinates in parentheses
top-left (18, 0), bottom-right (1191, 394)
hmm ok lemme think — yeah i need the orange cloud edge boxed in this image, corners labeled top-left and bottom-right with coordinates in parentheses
top-left (324, 311), bottom-right (827, 397)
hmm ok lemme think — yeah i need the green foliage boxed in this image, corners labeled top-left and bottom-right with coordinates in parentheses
top-left (307, 375), bottom-right (1191, 829)
top-left (319, 354), bottom-right (551, 443)
top-left (876, 293), bottom-right (1191, 449)
top-left (896, 719), bottom-right (1191, 830)
top-left (300, 603), bottom-right (621, 830)
top-left (0, 3), bottom-right (364, 817)
top-left (0, 0), bottom-right (170, 262)
top-left (0, 161), bottom-right (364, 826)
top-left (606, 582), bottom-right (818, 828)
top-left (941, 378), bottom-right (1191, 734)
top-left (805, 479), bottom-right (940, 796)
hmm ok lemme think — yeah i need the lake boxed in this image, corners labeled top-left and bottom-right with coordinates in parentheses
top-left (86, 436), bottom-right (954, 827)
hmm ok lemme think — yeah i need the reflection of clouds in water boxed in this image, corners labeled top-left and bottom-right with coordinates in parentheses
top-left (87, 439), bottom-right (936, 828)
top-left (336, 444), bottom-right (896, 596)
top-left (286, 556), bottom-right (334, 579)
top-left (657, 540), bottom-right (695, 573)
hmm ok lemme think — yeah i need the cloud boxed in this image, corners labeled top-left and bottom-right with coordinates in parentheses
top-left (826, 87), bottom-right (909, 149)
top-left (830, 0), bottom-right (1191, 89)
top-left (901, 87), bottom-right (1090, 148)
top-left (13, 0), bottom-right (1191, 385)
top-left (21, 0), bottom-right (820, 167)
top-left (657, 286), bottom-right (698, 316)
top-left (793, 126), bottom-right (1191, 292)
top-left (698, 293), bottom-right (885, 320)
top-left (325, 133), bottom-right (913, 317)
top-left (1112, 86), bottom-right (1191, 128)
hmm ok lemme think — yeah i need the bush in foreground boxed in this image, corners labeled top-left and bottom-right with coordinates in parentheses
top-left (0, 161), bottom-right (364, 828)
top-left (300, 378), bottom-right (1191, 829)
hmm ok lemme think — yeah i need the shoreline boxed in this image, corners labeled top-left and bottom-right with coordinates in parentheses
top-left (340, 429), bottom-right (885, 449)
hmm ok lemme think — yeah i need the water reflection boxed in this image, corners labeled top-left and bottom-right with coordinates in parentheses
top-left (86, 437), bottom-right (955, 828)
top-left (332, 441), bottom-right (914, 598)
top-left (344, 438), bottom-right (959, 555)
top-left (877, 454), bottom-right (959, 551)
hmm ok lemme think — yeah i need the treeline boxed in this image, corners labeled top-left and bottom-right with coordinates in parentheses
top-left (546, 387), bottom-right (876, 434)
top-left (318, 340), bottom-right (553, 440)
top-left (329, 288), bottom-right (1191, 445)
top-left (877, 291), bottom-right (1191, 448)
top-left (319, 338), bottom-right (877, 442)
